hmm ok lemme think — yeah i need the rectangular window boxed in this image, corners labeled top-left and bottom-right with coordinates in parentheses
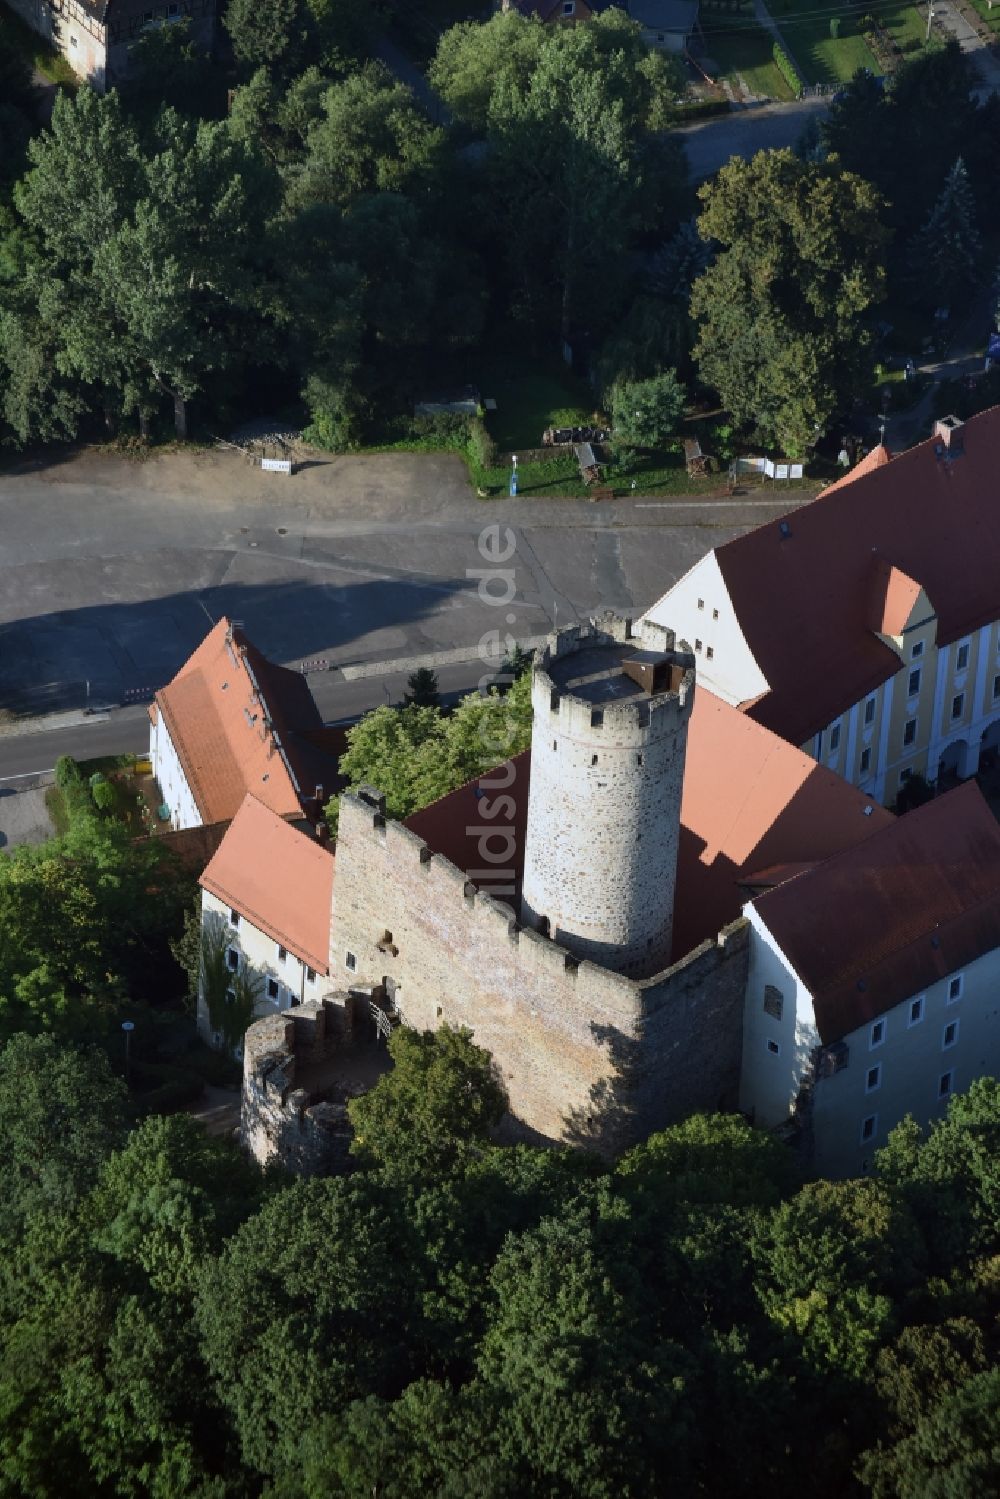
top-left (697, 598), bottom-right (704, 610)
top-left (307, 968), bottom-right (316, 983)
top-left (706, 646), bottom-right (714, 660)
top-left (830, 725), bottom-right (841, 752)
top-left (993, 674), bottom-right (1000, 700)
top-left (226, 948), bottom-right (239, 973)
top-left (695, 639), bottom-right (702, 652)
top-left (952, 693), bottom-right (965, 719)
top-left (911, 640), bottom-right (924, 659)
top-left (861, 1114), bottom-right (877, 1143)
top-left (277, 945), bottom-right (288, 964)
top-left (766, 1038), bottom-right (780, 1056)
top-left (948, 975), bottom-right (963, 1002)
top-left (909, 996), bottom-right (924, 1027)
top-left (957, 642), bottom-right (970, 671)
top-left (712, 608), bottom-right (719, 620)
top-left (266, 978), bottom-right (279, 1000)
top-left (864, 696), bottom-right (876, 725)
top-left (229, 908), bottom-right (239, 928)
top-left (763, 985), bottom-right (784, 1020)
top-left (903, 719), bottom-right (917, 747)
top-left (908, 668), bottom-right (921, 697)
top-left (870, 1019), bottom-right (885, 1049)
top-left (939, 1071), bottom-right (953, 1099)
top-left (345, 950), bottom-right (357, 973)
top-left (860, 747), bottom-right (872, 774)
top-left (943, 1020), bottom-right (959, 1049)
top-left (866, 1063), bottom-right (882, 1093)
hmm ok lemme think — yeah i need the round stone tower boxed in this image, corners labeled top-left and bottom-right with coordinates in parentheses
top-left (520, 612), bottom-right (695, 979)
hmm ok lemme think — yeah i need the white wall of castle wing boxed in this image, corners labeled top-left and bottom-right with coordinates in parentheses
top-left (811, 945), bottom-right (1000, 1179)
top-left (739, 904), bottom-right (820, 1128)
top-left (642, 552), bottom-right (769, 707)
top-left (198, 889), bottom-right (322, 1050)
top-left (150, 714), bottom-right (202, 831)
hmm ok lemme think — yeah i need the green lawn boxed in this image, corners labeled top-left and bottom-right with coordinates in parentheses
top-left (767, 0), bottom-right (932, 85)
top-left (0, 0), bottom-right (78, 86)
top-left (966, 0), bottom-right (1000, 31)
top-left (700, 21), bottom-right (797, 99)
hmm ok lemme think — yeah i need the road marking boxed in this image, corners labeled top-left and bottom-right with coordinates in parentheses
top-left (0, 768), bottom-right (55, 782)
top-left (634, 499), bottom-right (794, 509)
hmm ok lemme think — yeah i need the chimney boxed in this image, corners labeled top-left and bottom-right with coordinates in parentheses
top-left (933, 415), bottom-right (964, 455)
top-left (315, 823), bottom-right (329, 843)
top-left (314, 783), bottom-right (324, 805)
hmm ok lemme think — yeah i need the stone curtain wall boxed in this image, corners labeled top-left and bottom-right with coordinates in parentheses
top-left (329, 791), bottom-right (747, 1153)
top-left (241, 1001), bottom-right (354, 1176)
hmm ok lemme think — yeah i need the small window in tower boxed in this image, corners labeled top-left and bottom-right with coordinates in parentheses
top-left (591, 709), bottom-right (603, 727)
top-left (697, 598), bottom-right (705, 610)
top-left (763, 985), bottom-right (783, 1020)
top-left (345, 950), bottom-right (357, 973)
top-left (636, 753), bottom-right (643, 766)
top-left (591, 754), bottom-right (599, 766)
top-left (712, 608), bottom-right (719, 620)
top-left (695, 639), bottom-right (702, 652)
top-left (552, 739), bottom-right (557, 751)
top-left (706, 646), bottom-right (714, 660)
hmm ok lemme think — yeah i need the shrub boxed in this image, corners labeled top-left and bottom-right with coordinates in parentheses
top-left (90, 778), bottom-right (117, 813)
top-left (772, 42), bottom-right (800, 95)
top-left (467, 416), bottom-right (498, 471)
top-left (55, 755), bottom-right (82, 790)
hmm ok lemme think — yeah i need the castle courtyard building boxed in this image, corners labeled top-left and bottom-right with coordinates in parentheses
top-left (7, 0), bottom-right (215, 90)
top-left (741, 781), bottom-right (1000, 1176)
top-left (198, 793), bottom-right (335, 1049)
top-left (149, 617), bottom-right (337, 833)
top-left (644, 409), bottom-right (1000, 806)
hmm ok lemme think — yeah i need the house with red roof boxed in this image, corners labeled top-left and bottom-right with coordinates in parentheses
top-left (198, 794), bottom-right (335, 1047)
top-left (149, 617), bottom-right (338, 833)
top-left (742, 781), bottom-right (1000, 1176)
top-left (644, 409), bottom-right (1000, 806)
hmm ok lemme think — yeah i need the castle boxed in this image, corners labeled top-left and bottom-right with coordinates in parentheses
top-left (173, 410), bottom-right (1000, 1178)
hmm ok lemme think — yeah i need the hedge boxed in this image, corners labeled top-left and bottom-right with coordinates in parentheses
top-left (772, 42), bottom-right (801, 95)
top-left (665, 98), bottom-right (732, 124)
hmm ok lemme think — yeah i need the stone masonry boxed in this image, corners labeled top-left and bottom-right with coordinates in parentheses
top-left (242, 996), bottom-right (361, 1175)
top-left (521, 614), bottom-right (694, 977)
top-left (328, 790), bottom-right (748, 1153)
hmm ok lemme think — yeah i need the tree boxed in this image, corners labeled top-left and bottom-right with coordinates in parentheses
top-left (348, 1025), bottom-right (508, 1181)
top-left (7, 91), bottom-right (277, 440)
top-left (224, 0), bottom-right (310, 76)
top-left (610, 370), bottom-right (686, 449)
top-left (196, 1175), bottom-right (419, 1476)
top-left (0, 1034), bottom-right (127, 1236)
top-left (118, 19), bottom-right (218, 124)
top-left (906, 157), bottom-right (982, 308)
top-left (403, 667), bottom-right (440, 708)
top-left (858, 1369), bottom-right (1000, 1498)
top-left (690, 150), bottom-right (888, 455)
top-left (287, 67), bottom-right (445, 212)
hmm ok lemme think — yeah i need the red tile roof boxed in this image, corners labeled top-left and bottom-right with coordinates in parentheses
top-left (200, 794), bottom-right (334, 974)
top-left (402, 687), bottom-right (892, 962)
top-left (752, 781), bottom-right (1000, 1043)
top-left (154, 619), bottom-right (337, 825)
top-left (714, 407), bottom-right (1000, 746)
top-left (673, 690), bottom-right (893, 959)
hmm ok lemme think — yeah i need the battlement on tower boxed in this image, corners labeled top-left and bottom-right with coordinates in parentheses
top-left (533, 612), bottom-right (695, 741)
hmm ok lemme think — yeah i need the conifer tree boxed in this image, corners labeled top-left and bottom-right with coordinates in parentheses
top-left (907, 157), bottom-right (982, 307)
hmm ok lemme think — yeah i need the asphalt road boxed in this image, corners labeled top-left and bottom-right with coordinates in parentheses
top-left (0, 446), bottom-right (809, 779)
top-left (674, 97), bottom-right (830, 182)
